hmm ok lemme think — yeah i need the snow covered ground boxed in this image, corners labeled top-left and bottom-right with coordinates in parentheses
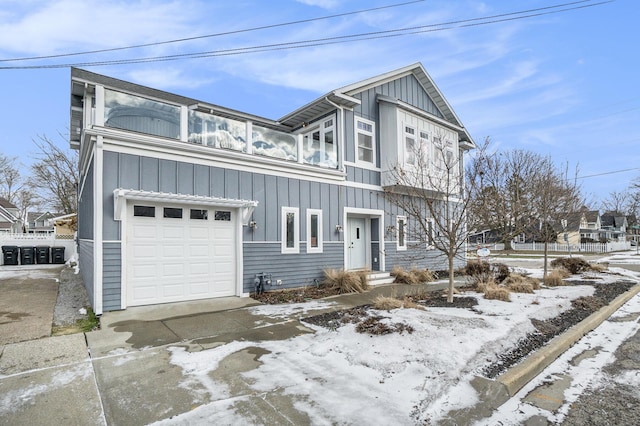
top-left (153, 251), bottom-right (640, 425)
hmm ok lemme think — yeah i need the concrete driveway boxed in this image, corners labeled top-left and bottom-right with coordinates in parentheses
top-left (0, 265), bottom-right (63, 345)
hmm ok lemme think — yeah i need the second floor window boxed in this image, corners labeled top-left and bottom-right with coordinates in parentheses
top-left (356, 118), bottom-right (375, 166)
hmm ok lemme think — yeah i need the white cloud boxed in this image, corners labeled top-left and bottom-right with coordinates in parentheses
top-left (294, 0), bottom-right (340, 9)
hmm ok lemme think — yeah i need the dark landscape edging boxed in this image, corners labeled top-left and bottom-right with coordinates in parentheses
top-left (496, 283), bottom-right (640, 396)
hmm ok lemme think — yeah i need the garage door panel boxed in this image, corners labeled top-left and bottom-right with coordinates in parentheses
top-left (127, 201), bottom-right (238, 307)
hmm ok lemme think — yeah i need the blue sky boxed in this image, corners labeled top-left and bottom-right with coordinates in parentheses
top-left (0, 0), bottom-right (638, 206)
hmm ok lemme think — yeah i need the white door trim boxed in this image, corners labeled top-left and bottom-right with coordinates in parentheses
top-left (343, 207), bottom-right (385, 272)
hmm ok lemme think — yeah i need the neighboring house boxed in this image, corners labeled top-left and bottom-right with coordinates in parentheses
top-left (554, 212), bottom-right (582, 245)
top-left (53, 213), bottom-right (77, 236)
top-left (600, 212), bottom-right (628, 242)
top-left (580, 210), bottom-right (602, 242)
top-left (70, 64), bottom-right (475, 314)
top-left (26, 212), bottom-right (56, 234)
top-left (0, 198), bottom-right (21, 233)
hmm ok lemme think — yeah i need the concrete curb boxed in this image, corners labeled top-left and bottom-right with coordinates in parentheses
top-left (497, 283), bottom-right (640, 396)
top-left (444, 284), bottom-right (640, 425)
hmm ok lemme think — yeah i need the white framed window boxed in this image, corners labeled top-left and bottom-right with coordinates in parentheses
top-left (302, 116), bottom-right (337, 168)
top-left (404, 125), bottom-right (416, 166)
top-left (281, 207), bottom-right (299, 254)
top-left (419, 131), bottom-right (430, 165)
top-left (355, 117), bottom-right (375, 166)
top-left (397, 215), bottom-right (407, 251)
top-left (306, 209), bottom-right (323, 253)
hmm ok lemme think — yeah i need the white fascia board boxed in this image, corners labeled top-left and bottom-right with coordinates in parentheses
top-left (113, 189), bottom-right (258, 224)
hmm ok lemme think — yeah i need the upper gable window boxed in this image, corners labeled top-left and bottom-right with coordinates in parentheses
top-left (355, 117), bottom-right (375, 166)
top-left (303, 116), bottom-right (337, 169)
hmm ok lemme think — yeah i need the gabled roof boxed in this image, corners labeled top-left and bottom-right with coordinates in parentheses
top-left (278, 63), bottom-right (474, 146)
top-left (583, 210), bottom-right (600, 223)
top-left (0, 197), bottom-right (17, 209)
top-left (0, 205), bottom-right (18, 223)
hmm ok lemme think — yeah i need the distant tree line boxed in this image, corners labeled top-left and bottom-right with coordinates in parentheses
top-left (0, 134), bottom-right (78, 220)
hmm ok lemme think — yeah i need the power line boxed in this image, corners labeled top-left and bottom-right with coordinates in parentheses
top-left (578, 168), bottom-right (640, 180)
top-left (0, 0), bottom-right (425, 63)
top-left (0, 0), bottom-right (613, 70)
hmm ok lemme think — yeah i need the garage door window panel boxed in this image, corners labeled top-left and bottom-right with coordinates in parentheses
top-left (163, 207), bottom-right (183, 218)
top-left (134, 205), bottom-right (155, 217)
top-left (190, 209), bottom-right (208, 220)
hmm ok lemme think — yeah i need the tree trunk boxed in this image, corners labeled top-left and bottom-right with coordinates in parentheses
top-left (447, 253), bottom-right (455, 303)
top-left (543, 241), bottom-right (548, 278)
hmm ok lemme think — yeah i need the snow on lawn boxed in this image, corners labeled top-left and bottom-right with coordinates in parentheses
top-left (485, 290), bottom-right (640, 425)
top-left (160, 284), bottom-right (601, 425)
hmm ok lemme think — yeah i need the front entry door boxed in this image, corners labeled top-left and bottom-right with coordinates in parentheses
top-left (347, 217), bottom-right (367, 270)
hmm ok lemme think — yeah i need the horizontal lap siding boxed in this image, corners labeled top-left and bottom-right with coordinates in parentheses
top-left (384, 243), bottom-right (465, 271)
top-left (79, 240), bottom-right (94, 304)
top-left (243, 242), bottom-right (343, 292)
top-left (103, 242), bottom-right (122, 311)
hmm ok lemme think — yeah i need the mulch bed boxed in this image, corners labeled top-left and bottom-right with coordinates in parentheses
top-left (481, 280), bottom-right (636, 378)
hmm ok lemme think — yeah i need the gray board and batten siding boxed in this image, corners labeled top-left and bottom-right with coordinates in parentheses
top-left (98, 150), bottom-right (444, 302)
top-left (77, 159), bottom-right (95, 304)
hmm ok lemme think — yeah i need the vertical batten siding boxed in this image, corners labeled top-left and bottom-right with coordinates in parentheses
top-left (103, 242), bottom-right (122, 311)
top-left (79, 240), bottom-right (94, 304)
top-left (78, 160), bottom-right (94, 239)
top-left (243, 242), bottom-right (344, 292)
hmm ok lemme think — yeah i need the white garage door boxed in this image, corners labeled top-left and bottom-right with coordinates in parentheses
top-left (126, 202), bottom-right (237, 306)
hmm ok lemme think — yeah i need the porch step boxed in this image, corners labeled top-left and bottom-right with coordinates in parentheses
top-left (366, 272), bottom-right (396, 287)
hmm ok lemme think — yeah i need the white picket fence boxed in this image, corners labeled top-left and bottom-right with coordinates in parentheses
top-left (485, 241), bottom-right (631, 253)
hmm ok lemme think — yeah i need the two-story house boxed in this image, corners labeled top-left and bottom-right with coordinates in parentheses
top-left (0, 198), bottom-right (21, 233)
top-left (600, 212), bottom-right (628, 242)
top-left (70, 63), bottom-right (475, 314)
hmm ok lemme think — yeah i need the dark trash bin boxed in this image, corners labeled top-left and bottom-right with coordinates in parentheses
top-left (35, 246), bottom-right (50, 264)
top-left (51, 246), bottom-right (65, 264)
top-left (20, 246), bottom-right (36, 265)
top-left (2, 245), bottom-right (19, 265)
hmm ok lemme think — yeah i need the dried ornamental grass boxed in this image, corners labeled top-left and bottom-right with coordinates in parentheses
top-left (391, 266), bottom-right (418, 284)
top-left (503, 274), bottom-right (535, 294)
top-left (373, 296), bottom-right (404, 310)
top-left (484, 285), bottom-right (511, 302)
top-left (323, 269), bottom-right (369, 293)
top-left (543, 270), bottom-right (567, 287)
top-left (411, 268), bottom-right (436, 283)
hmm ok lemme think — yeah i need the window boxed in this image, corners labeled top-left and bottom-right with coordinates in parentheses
top-left (281, 207), bottom-right (299, 254)
top-left (355, 117), bottom-right (375, 165)
top-left (426, 218), bottom-right (435, 249)
top-left (190, 209), bottom-right (208, 220)
top-left (214, 211), bottom-right (231, 221)
top-left (306, 209), bottom-right (323, 253)
top-left (302, 117), bottom-right (337, 168)
top-left (419, 131), bottom-right (430, 165)
top-left (133, 205), bottom-right (155, 217)
top-left (404, 125), bottom-right (416, 166)
top-left (163, 207), bottom-right (182, 218)
top-left (397, 216), bottom-right (407, 251)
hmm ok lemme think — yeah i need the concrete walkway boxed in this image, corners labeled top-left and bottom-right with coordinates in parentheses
top-left (0, 269), bottom-right (637, 425)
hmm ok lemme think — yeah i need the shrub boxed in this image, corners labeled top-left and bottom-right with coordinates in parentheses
top-left (323, 269), bottom-right (369, 293)
top-left (543, 270), bottom-right (567, 287)
top-left (484, 285), bottom-right (511, 302)
top-left (550, 257), bottom-right (592, 274)
top-left (492, 263), bottom-right (511, 283)
top-left (474, 276), bottom-right (496, 293)
top-left (463, 261), bottom-right (491, 277)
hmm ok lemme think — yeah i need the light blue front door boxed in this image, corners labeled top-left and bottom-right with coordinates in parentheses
top-left (347, 217), bottom-right (367, 270)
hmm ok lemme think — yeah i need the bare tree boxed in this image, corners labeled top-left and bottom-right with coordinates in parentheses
top-left (0, 154), bottom-right (26, 204)
top-left (30, 134), bottom-right (79, 214)
top-left (468, 147), bottom-right (563, 250)
top-left (531, 159), bottom-right (583, 277)
top-left (384, 135), bottom-right (486, 303)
